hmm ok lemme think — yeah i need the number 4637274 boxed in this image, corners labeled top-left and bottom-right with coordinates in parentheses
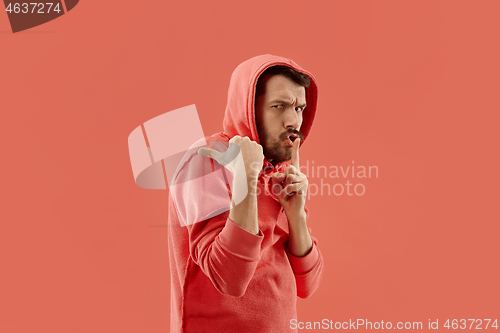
top-left (444, 319), bottom-right (498, 330)
top-left (5, 3), bottom-right (61, 14)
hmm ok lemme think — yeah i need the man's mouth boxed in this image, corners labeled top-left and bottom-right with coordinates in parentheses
top-left (285, 134), bottom-right (299, 147)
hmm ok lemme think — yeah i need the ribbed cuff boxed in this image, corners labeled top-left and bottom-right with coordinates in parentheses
top-left (218, 218), bottom-right (263, 260)
top-left (286, 242), bottom-right (320, 275)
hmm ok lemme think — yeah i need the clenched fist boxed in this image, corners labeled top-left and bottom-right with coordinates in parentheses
top-left (198, 135), bottom-right (264, 180)
top-left (197, 136), bottom-right (264, 209)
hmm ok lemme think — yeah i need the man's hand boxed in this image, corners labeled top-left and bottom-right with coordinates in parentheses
top-left (229, 135), bottom-right (265, 179)
top-left (198, 135), bottom-right (264, 180)
top-left (271, 138), bottom-right (308, 216)
top-left (197, 135), bottom-right (264, 235)
top-left (271, 138), bottom-right (312, 257)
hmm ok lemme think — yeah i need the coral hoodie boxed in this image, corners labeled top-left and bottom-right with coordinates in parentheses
top-left (167, 54), bottom-right (324, 333)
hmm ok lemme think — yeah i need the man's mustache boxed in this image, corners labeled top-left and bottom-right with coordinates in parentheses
top-left (279, 129), bottom-right (304, 142)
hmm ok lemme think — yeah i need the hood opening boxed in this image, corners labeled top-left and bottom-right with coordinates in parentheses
top-left (221, 54), bottom-right (319, 168)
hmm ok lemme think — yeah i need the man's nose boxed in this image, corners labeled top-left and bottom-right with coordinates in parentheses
top-left (283, 107), bottom-right (302, 130)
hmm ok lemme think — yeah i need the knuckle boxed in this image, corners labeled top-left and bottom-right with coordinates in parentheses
top-left (230, 137), bottom-right (241, 145)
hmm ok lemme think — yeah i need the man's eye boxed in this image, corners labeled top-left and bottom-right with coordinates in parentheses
top-left (272, 105), bottom-right (284, 109)
top-left (295, 107), bottom-right (304, 112)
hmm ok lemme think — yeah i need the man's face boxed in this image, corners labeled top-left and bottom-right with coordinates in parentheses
top-left (255, 74), bottom-right (306, 165)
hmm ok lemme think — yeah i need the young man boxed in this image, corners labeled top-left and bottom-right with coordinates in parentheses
top-left (167, 54), bottom-right (324, 333)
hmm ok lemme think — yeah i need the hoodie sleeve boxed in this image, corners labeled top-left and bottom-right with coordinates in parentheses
top-left (171, 147), bottom-right (263, 297)
top-left (187, 215), bottom-right (263, 297)
top-left (285, 206), bottom-right (324, 299)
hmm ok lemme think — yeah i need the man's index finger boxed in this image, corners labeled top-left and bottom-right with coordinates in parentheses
top-left (291, 138), bottom-right (300, 168)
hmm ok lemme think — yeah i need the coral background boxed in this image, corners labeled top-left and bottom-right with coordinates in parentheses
top-left (1, 1), bottom-right (499, 332)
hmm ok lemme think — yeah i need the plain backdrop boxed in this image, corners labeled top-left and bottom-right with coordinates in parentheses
top-left (1, 1), bottom-right (499, 332)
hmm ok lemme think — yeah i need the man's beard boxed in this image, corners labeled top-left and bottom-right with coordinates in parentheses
top-left (258, 128), bottom-right (304, 165)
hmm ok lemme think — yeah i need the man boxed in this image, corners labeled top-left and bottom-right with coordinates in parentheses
top-left (167, 54), bottom-right (324, 333)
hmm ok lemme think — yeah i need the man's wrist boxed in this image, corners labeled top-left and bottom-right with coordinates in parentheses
top-left (286, 209), bottom-right (307, 229)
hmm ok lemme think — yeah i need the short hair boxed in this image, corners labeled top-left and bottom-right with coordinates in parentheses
top-left (255, 65), bottom-right (311, 97)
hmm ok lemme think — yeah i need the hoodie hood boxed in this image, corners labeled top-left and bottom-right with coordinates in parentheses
top-left (222, 54), bottom-right (318, 164)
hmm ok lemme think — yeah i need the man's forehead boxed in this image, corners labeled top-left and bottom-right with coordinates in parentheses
top-left (263, 75), bottom-right (306, 101)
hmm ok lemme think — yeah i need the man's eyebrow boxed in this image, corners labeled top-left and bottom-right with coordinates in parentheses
top-left (269, 99), bottom-right (291, 104)
top-left (269, 99), bottom-right (307, 108)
